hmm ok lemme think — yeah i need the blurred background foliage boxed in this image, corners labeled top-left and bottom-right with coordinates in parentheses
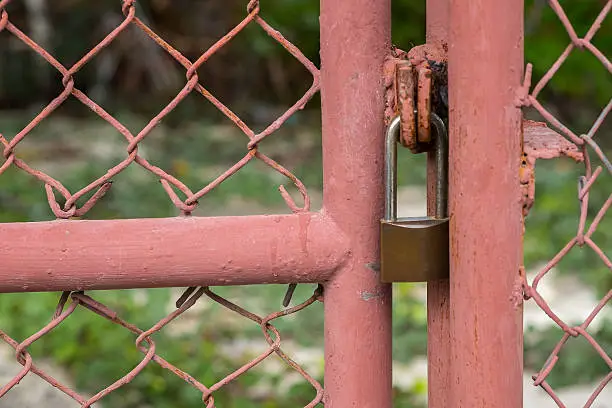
top-left (0, 0), bottom-right (609, 406)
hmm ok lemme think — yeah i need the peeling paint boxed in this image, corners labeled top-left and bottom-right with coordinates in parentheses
top-left (521, 120), bottom-right (584, 216)
top-left (360, 290), bottom-right (384, 301)
top-left (365, 262), bottom-right (381, 274)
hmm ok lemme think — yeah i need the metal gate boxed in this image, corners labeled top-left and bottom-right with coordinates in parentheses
top-left (0, 0), bottom-right (609, 407)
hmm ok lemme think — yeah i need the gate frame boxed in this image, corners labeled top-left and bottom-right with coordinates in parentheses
top-left (320, 0), bottom-right (392, 405)
top-left (0, 0), bottom-right (526, 406)
top-left (447, 0), bottom-right (524, 406)
top-left (425, 1), bottom-right (451, 407)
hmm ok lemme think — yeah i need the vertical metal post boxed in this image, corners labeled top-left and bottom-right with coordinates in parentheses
top-left (427, 0), bottom-right (449, 45)
top-left (448, 0), bottom-right (524, 407)
top-left (320, 0), bottom-right (392, 406)
top-left (425, 1), bottom-right (451, 407)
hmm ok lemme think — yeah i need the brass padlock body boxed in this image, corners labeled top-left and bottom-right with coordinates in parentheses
top-left (380, 115), bottom-right (449, 282)
top-left (380, 217), bottom-right (449, 282)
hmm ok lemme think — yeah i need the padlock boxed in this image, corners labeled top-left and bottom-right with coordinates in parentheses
top-left (380, 113), bottom-right (449, 282)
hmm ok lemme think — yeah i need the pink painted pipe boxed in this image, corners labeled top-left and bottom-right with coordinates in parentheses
top-left (448, 0), bottom-right (524, 406)
top-left (321, 0), bottom-right (393, 406)
top-left (425, 1), bottom-right (451, 408)
top-left (0, 213), bottom-right (350, 292)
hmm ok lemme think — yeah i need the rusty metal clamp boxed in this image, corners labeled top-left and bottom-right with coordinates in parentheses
top-left (395, 61), bottom-right (435, 153)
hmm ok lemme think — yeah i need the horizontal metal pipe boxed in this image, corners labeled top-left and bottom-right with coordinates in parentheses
top-left (0, 213), bottom-right (350, 293)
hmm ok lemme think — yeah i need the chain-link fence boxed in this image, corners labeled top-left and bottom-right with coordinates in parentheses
top-left (0, 0), bottom-right (318, 218)
top-left (517, 0), bottom-right (611, 405)
top-left (0, 0), bottom-right (325, 406)
top-left (0, 287), bottom-right (324, 406)
top-left (1, 0), bottom-right (609, 407)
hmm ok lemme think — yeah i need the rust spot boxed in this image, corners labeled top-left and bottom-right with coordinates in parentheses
top-left (396, 62), bottom-right (417, 149)
top-left (406, 43), bottom-right (447, 66)
top-left (417, 67), bottom-right (432, 144)
top-left (511, 266), bottom-right (528, 309)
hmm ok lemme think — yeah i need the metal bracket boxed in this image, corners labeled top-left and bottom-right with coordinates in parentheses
top-left (384, 44), bottom-right (448, 154)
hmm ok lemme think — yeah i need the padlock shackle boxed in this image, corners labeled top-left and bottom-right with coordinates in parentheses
top-left (384, 116), bottom-right (401, 221)
top-left (384, 113), bottom-right (448, 221)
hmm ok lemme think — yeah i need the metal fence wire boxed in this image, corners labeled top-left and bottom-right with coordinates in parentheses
top-left (0, 287), bottom-right (324, 407)
top-left (517, 0), bottom-right (612, 405)
top-left (0, 0), bottom-right (323, 406)
top-left (0, 0), bottom-right (318, 218)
